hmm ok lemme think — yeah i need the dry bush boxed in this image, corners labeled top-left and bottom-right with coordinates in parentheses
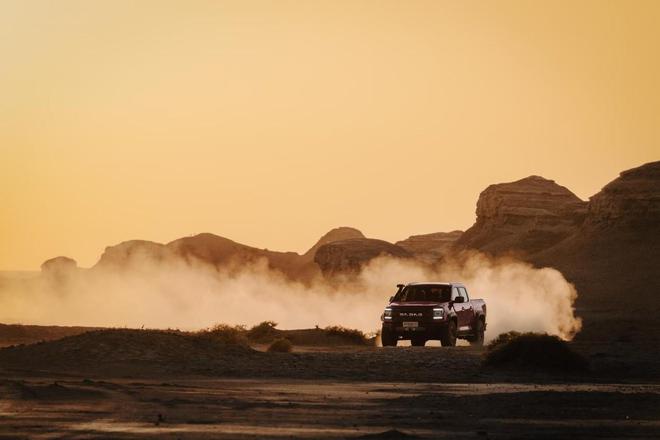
top-left (267, 338), bottom-right (292, 353)
top-left (484, 332), bottom-right (588, 372)
top-left (324, 326), bottom-right (368, 345)
top-left (196, 324), bottom-right (248, 347)
top-left (487, 331), bottom-right (522, 351)
top-left (246, 321), bottom-right (279, 342)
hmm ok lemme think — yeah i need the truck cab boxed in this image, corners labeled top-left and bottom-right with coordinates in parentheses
top-left (380, 282), bottom-right (487, 347)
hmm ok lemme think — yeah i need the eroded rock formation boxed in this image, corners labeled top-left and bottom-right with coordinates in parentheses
top-left (94, 240), bottom-right (173, 270)
top-left (314, 238), bottom-right (412, 276)
top-left (586, 161), bottom-right (660, 227)
top-left (456, 176), bottom-right (587, 256)
top-left (302, 227), bottom-right (365, 261)
top-left (40, 256), bottom-right (78, 284)
top-left (41, 256), bottom-right (78, 273)
top-left (396, 231), bottom-right (463, 263)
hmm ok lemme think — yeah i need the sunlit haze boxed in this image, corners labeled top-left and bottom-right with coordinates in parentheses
top-left (2, 0), bottom-right (659, 270)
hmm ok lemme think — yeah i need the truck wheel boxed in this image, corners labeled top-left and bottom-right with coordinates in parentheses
top-left (469, 319), bottom-right (485, 347)
top-left (381, 327), bottom-right (397, 347)
top-left (440, 320), bottom-right (457, 347)
top-left (411, 338), bottom-right (426, 347)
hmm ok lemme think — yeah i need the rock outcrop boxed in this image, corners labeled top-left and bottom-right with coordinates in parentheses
top-left (585, 161), bottom-right (660, 227)
top-left (41, 256), bottom-right (77, 273)
top-left (456, 176), bottom-right (587, 256)
top-left (40, 256), bottom-right (78, 284)
top-left (314, 238), bottom-right (412, 276)
top-left (531, 161), bottom-right (660, 314)
top-left (168, 233), bottom-right (273, 267)
top-left (94, 240), bottom-right (173, 270)
top-left (92, 228), bottom-right (371, 280)
top-left (396, 231), bottom-right (463, 263)
top-left (302, 227), bottom-right (365, 261)
top-left (167, 233), bottom-right (311, 278)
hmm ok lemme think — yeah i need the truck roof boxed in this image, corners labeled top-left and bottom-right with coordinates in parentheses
top-left (406, 282), bottom-right (465, 287)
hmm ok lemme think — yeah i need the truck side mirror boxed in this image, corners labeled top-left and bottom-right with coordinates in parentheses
top-left (453, 296), bottom-right (465, 304)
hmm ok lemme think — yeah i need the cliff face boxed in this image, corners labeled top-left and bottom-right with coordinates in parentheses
top-left (456, 176), bottom-right (587, 256)
top-left (531, 162), bottom-right (660, 314)
top-left (395, 231), bottom-right (463, 263)
top-left (314, 238), bottom-right (411, 276)
top-left (586, 161), bottom-right (660, 227)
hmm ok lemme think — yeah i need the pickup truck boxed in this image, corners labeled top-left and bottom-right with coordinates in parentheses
top-left (380, 282), bottom-right (486, 347)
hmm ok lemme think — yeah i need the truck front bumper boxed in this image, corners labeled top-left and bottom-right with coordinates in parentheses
top-left (382, 320), bottom-right (448, 339)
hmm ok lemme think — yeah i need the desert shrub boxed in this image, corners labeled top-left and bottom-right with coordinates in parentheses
top-left (324, 326), bottom-right (368, 345)
top-left (197, 324), bottom-right (248, 347)
top-left (246, 321), bottom-right (279, 342)
top-left (487, 331), bottom-right (522, 351)
top-left (484, 332), bottom-right (588, 372)
top-left (267, 338), bottom-right (292, 353)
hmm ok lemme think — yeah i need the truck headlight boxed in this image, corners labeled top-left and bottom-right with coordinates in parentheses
top-left (382, 307), bottom-right (392, 321)
top-left (433, 308), bottom-right (444, 320)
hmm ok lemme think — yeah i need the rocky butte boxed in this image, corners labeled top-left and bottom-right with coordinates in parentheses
top-left (531, 161), bottom-right (660, 315)
top-left (455, 175), bottom-right (587, 257)
top-left (313, 238), bottom-right (411, 276)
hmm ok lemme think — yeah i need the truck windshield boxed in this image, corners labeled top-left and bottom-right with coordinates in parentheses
top-left (395, 285), bottom-right (451, 302)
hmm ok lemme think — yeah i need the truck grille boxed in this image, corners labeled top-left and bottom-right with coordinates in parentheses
top-left (392, 307), bottom-right (432, 321)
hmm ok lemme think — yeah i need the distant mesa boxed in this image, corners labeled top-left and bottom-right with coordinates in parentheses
top-left (303, 227), bottom-right (365, 261)
top-left (167, 233), bottom-right (272, 267)
top-left (91, 228), bottom-right (368, 281)
top-left (94, 240), bottom-right (172, 270)
top-left (314, 238), bottom-right (412, 276)
top-left (168, 232), bottom-right (313, 278)
top-left (396, 231), bottom-right (463, 263)
top-left (38, 161), bottom-right (660, 303)
top-left (455, 175), bottom-right (587, 256)
top-left (40, 256), bottom-right (78, 283)
top-left (41, 256), bottom-right (77, 273)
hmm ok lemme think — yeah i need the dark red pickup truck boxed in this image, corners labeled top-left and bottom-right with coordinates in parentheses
top-left (380, 282), bottom-right (486, 347)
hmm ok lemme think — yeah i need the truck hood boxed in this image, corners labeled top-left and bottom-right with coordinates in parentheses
top-left (389, 301), bottom-right (448, 307)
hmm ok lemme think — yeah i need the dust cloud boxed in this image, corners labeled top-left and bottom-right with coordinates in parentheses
top-left (0, 252), bottom-right (581, 341)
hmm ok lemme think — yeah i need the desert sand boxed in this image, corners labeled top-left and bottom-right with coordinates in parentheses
top-left (1, 325), bottom-right (659, 439)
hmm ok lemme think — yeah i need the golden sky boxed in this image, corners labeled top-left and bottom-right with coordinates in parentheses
top-left (1, 0), bottom-right (659, 270)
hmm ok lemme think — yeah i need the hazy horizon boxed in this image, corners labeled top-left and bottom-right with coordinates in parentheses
top-left (2, 0), bottom-right (659, 270)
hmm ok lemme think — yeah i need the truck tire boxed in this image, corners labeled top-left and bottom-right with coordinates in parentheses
top-left (469, 318), bottom-right (485, 347)
top-left (381, 327), bottom-right (397, 347)
top-left (411, 337), bottom-right (426, 347)
top-left (440, 320), bottom-right (457, 347)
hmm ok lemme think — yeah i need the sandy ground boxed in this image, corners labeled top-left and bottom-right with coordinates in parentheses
top-left (2, 375), bottom-right (659, 439)
top-left (1, 325), bottom-right (659, 439)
